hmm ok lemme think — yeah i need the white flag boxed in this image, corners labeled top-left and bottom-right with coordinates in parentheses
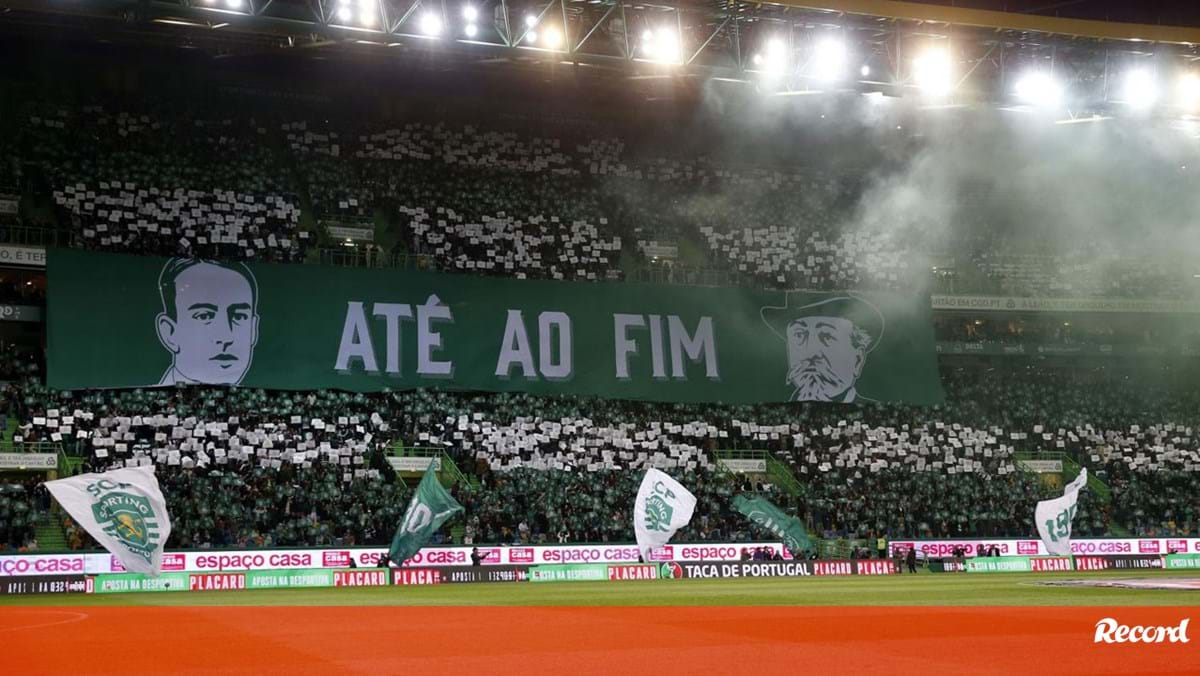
top-left (1035, 467), bottom-right (1087, 556)
top-left (633, 468), bottom-right (696, 560)
top-left (45, 466), bottom-right (172, 575)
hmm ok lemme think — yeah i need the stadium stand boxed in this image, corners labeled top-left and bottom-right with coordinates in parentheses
top-left (4, 349), bottom-right (1197, 552)
top-left (0, 86), bottom-right (1194, 296)
top-left (972, 249), bottom-right (1191, 300)
top-left (19, 101), bottom-right (308, 261)
top-left (0, 477), bottom-right (46, 550)
top-left (1, 81), bottom-right (1198, 557)
top-left (54, 183), bottom-right (305, 261)
top-left (282, 119), bottom-right (379, 226)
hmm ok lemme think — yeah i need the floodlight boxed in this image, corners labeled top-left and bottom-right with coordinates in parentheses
top-left (913, 48), bottom-right (952, 96)
top-left (759, 38), bottom-right (786, 74)
top-left (463, 5), bottom-right (478, 22)
top-left (465, 23), bottom-right (478, 38)
top-left (542, 28), bottom-right (562, 49)
top-left (1014, 72), bottom-right (1062, 107)
top-left (336, 5), bottom-right (352, 22)
top-left (643, 28), bottom-right (679, 63)
top-left (810, 38), bottom-right (846, 82)
top-left (525, 14), bottom-right (537, 28)
top-left (1178, 73), bottom-right (1200, 109)
top-left (419, 12), bottom-right (443, 36)
top-left (1122, 69), bottom-right (1158, 108)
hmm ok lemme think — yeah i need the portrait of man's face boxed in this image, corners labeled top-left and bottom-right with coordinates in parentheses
top-left (785, 315), bottom-right (867, 402)
top-left (155, 260), bottom-right (259, 386)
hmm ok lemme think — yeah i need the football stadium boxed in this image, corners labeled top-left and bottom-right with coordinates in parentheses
top-left (1, 0), bottom-right (1199, 673)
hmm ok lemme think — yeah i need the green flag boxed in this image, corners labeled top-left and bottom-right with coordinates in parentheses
top-left (388, 464), bottom-right (464, 563)
top-left (733, 494), bottom-right (812, 556)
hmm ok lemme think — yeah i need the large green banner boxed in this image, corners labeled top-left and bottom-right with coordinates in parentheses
top-left (47, 249), bottom-right (943, 404)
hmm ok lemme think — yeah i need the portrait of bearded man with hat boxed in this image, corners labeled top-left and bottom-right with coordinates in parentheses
top-left (760, 293), bottom-right (885, 403)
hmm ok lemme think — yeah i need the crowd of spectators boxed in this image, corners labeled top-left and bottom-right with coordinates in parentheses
top-left (21, 101), bottom-right (307, 262)
top-left (970, 248), bottom-right (1192, 300)
top-left (400, 195), bottom-right (622, 280)
top-left (53, 182), bottom-right (307, 262)
top-left (0, 478), bottom-right (45, 551)
top-left (933, 317), bottom-right (1183, 349)
top-left (3, 94), bottom-right (1196, 298)
top-left (461, 468), bottom-right (735, 545)
top-left (1, 347), bottom-right (1196, 551)
top-left (282, 120), bottom-right (377, 225)
top-left (2, 95), bottom-right (1198, 554)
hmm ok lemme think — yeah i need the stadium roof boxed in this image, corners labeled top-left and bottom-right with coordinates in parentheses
top-left (3, 0), bottom-right (1200, 118)
top-left (777, 0), bottom-right (1200, 43)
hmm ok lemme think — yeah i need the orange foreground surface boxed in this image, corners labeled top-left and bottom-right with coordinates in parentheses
top-left (3, 605), bottom-right (1196, 675)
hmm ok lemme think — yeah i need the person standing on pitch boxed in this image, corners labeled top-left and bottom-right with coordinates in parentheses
top-left (876, 534), bottom-right (887, 559)
top-left (906, 546), bottom-right (918, 574)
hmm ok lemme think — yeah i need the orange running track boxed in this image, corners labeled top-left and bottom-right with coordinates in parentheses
top-left (3, 606), bottom-right (1196, 675)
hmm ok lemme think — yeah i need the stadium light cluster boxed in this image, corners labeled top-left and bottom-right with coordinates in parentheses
top-left (524, 14), bottom-right (537, 44)
top-left (519, 14), bottom-right (563, 49)
top-left (1014, 71), bottom-right (1063, 108)
top-left (176, 0), bottom-right (1200, 126)
top-left (419, 11), bottom-right (443, 37)
top-left (809, 38), bottom-right (847, 82)
top-left (331, 0), bottom-right (377, 28)
top-left (1179, 73), bottom-right (1200, 110)
top-left (641, 28), bottom-right (681, 64)
top-left (1121, 69), bottom-right (1158, 109)
top-left (1105, 69), bottom-right (1200, 112)
top-left (913, 48), bottom-right (953, 97)
top-left (463, 5), bottom-right (478, 38)
top-left (751, 39), bottom-right (787, 76)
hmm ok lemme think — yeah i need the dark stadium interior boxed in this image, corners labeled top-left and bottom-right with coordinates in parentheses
top-left (0, 0), bottom-right (1198, 565)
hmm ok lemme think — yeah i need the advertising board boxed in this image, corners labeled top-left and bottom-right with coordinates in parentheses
top-left (0, 542), bottom-right (788, 577)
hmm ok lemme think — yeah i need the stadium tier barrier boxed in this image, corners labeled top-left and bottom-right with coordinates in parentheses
top-left (928, 555), bottom-right (1173, 573)
top-left (962, 553), bottom-right (1200, 573)
top-left (0, 560), bottom-right (903, 596)
top-left (3, 538), bottom-right (1198, 580)
top-left (886, 537), bottom-right (1200, 559)
top-left (0, 561), bottom-right (884, 596)
top-left (8, 554), bottom-right (1200, 596)
top-left (0, 542), bottom-right (789, 577)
